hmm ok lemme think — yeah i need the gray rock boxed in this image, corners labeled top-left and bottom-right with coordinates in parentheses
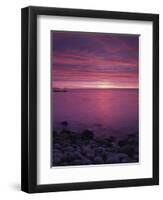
top-left (120, 144), bottom-right (135, 157)
top-left (82, 158), bottom-right (92, 165)
top-left (53, 143), bottom-right (61, 150)
top-left (107, 147), bottom-right (118, 153)
top-left (105, 154), bottom-right (120, 164)
top-left (116, 153), bottom-right (129, 162)
top-left (64, 146), bottom-right (75, 152)
top-left (95, 147), bottom-right (105, 154)
top-left (73, 151), bottom-right (83, 159)
top-left (62, 152), bottom-right (75, 162)
top-left (94, 156), bottom-right (104, 164)
top-left (81, 129), bottom-right (94, 140)
top-left (53, 152), bottom-right (63, 165)
top-left (53, 148), bottom-right (62, 154)
top-left (85, 151), bottom-right (95, 159)
top-left (71, 159), bottom-right (82, 165)
top-left (61, 121), bottom-right (68, 127)
top-left (81, 145), bottom-right (92, 155)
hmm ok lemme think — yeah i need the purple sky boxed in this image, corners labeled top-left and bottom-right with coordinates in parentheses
top-left (52, 31), bottom-right (139, 89)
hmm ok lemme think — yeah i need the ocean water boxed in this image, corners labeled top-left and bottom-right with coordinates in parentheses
top-left (52, 89), bottom-right (139, 138)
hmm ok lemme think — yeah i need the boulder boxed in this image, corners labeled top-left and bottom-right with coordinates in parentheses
top-left (94, 156), bottom-right (104, 164)
top-left (105, 153), bottom-right (120, 164)
top-left (120, 144), bottom-right (136, 157)
top-left (116, 153), bottom-right (129, 162)
top-left (81, 129), bottom-right (94, 141)
top-left (64, 145), bottom-right (75, 152)
top-left (95, 146), bottom-right (106, 155)
top-left (118, 139), bottom-right (128, 147)
top-left (71, 159), bottom-right (82, 165)
top-left (62, 151), bottom-right (76, 162)
top-left (85, 152), bottom-right (95, 160)
top-left (82, 158), bottom-right (92, 165)
top-left (53, 143), bottom-right (61, 150)
top-left (61, 121), bottom-right (68, 127)
top-left (53, 152), bottom-right (63, 165)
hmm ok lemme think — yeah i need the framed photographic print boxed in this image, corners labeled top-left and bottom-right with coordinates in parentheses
top-left (21, 6), bottom-right (159, 193)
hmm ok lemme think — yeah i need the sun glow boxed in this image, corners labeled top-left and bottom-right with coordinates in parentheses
top-left (96, 83), bottom-right (114, 89)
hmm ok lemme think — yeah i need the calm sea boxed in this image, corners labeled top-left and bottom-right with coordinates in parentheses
top-left (52, 89), bottom-right (138, 138)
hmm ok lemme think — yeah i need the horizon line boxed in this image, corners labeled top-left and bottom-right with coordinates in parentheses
top-left (53, 87), bottom-right (138, 89)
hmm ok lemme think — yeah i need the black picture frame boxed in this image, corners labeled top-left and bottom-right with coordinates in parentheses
top-left (21, 6), bottom-right (159, 193)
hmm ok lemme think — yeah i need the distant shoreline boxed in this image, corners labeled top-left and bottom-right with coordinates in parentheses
top-left (53, 88), bottom-right (138, 92)
top-left (53, 88), bottom-right (67, 92)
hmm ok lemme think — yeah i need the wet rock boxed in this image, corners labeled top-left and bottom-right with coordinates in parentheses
top-left (94, 156), bottom-right (104, 164)
top-left (73, 150), bottom-right (83, 159)
top-left (64, 146), bottom-right (75, 152)
top-left (85, 151), bottom-right (95, 159)
top-left (95, 147), bottom-right (106, 154)
top-left (62, 162), bottom-right (68, 166)
top-left (81, 129), bottom-right (94, 141)
top-left (71, 144), bottom-right (78, 149)
top-left (62, 139), bottom-right (72, 147)
top-left (61, 121), bottom-right (69, 132)
top-left (118, 139), bottom-right (128, 147)
top-left (53, 152), bottom-right (63, 165)
top-left (109, 136), bottom-right (116, 142)
top-left (60, 130), bottom-right (71, 136)
top-left (71, 159), bottom-right (82, 165)
top-left (57, 130), bottom-right (71, 142)
top-left (81, 145), bottom-right (92, 154)
top-left (90, 142), bottom-right (98, 149)
top-left (121, 158), bottom-right (130, 163)
top-left (66, 132), bottom-right (79, 143)
top-left (107, 146), bottom-right (118, 153)
top-left (116, 153), bottom-right (129, 162)
top-left (53, 131), bottom-right (57, 138)
top-left (127, 136), bottom-right (138, 145)
top-left (62, 152), bottom-right (75, 162)
top-left (120, 144), bottom-right (136, 157)
top-left (52, 128), bottom-right (139, 166)
top-left (105, 154), bottom-right (120, 164)
top-left (53, 148), bottom-right (62, 155)
top-left (132, 154), bottom-right (139, 161)
top-left (61, 121), bottom-right (68, 127)
top-left (105, 136), bottom-right (116, 147)
top-left (111, 142), bottom-right (120, 149)
top-left (127, 133), bottom-right (137, 138)
top-left (82, 158), bottom-right (92, 165)
top-left (53, 143), bottom-right (61, 150)
top-left (53, 131), bottom-right (61, 143)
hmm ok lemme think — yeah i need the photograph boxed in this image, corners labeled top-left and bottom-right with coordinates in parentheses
top-left (51, 31), bottom-right (139, 167)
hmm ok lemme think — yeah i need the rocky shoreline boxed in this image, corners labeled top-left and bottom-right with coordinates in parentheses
top-left (52, 125), bottom-right (139, 167)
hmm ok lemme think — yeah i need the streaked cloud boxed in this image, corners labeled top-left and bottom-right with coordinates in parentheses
top-left (52, 31), bottom-right (139, 89)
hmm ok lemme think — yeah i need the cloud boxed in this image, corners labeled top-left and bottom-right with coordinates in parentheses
top-left (52, 31), bottom-right (139, 88)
